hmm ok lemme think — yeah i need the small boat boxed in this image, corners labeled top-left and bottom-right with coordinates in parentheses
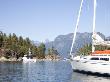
top-left (22, 48), bottom-right (36, 62)
top-left (70, 0), bottom-right (110, 75)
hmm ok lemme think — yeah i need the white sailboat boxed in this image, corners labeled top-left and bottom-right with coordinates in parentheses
top-left (70, 0), bottom-right (110, 75)
top-left (22, 48), bottom-right (36, 62)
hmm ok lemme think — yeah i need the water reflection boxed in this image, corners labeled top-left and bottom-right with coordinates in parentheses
top-left (0, 61), bottom-right (110, 82)
top-left (22, 61), bottom-right (72, 82)
top-left (0, 62), bottom-right (23, 82)
top-left (71, 71), bottom-right (110, 82)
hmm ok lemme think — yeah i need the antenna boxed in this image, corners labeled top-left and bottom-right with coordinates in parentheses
top-left (69, 0), bottom-right (84, 56)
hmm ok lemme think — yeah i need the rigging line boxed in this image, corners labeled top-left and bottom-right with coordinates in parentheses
top-left (92, 0), bottom-right (97, 52)
top-left (93, 0), bottom-right (97, 34)
top-left (69, 0), bottom-right (84, 56)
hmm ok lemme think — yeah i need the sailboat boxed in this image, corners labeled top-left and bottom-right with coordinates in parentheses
top-left (22, 48), bottom-right (36, 62)
top-left (70, 0), bottom-right (110, 75)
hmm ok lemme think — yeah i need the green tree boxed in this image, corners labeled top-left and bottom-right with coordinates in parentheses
top-left (0, 31), bottom-right (3, 47)
top-left (47, 46), bottom-right (59, 60)
top-left (95, 45), bottom-right (109, 50)
top-left (18, 36), bottom-right (24, 46)
top-left (48, 48), bottom-right (52, 55)
top-left (37, 43), bottom-right (46, 59)
top-left (0, 31), bottom-right (48, 59)
top-left (77, 44), bottom-right (92, 56)
top-left (48, 46), bottom-right (59, 55)
top-left (31, 45), bottom-right (38, 57)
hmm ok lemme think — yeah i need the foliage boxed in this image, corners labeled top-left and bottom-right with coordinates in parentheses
top-left (37, 43), bottom-right (46, 59)
top-left (47, 46), bottom-right (59, 59)
top-left (77, 44), bottom-right (92, 56)
top-left (95, 45), bottom-right (110, 50)
top-left (0, 31), bottom-right (60, 59)
top-left (0, 31), bottom-right (54, 59)
top-left (48, 46), bottom-right (59, 55)
top-left (77, 43), bottom-right (110, 56)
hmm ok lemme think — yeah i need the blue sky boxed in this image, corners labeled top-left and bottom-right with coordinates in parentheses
top-left (0, 0), bottom-right (110, 42)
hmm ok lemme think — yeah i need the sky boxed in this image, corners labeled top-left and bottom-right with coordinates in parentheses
top-left (0, 0), bottom-right (110, 42)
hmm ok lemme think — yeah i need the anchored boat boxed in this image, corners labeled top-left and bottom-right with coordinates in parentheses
top-left (70, 0), bottom-right (110, 75)
top-left (71, 49), bottom-right (110, 74)
top-left (22, 48), bottom-right (36, 62)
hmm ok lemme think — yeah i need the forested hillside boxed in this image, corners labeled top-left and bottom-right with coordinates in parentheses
top-left (0, 31), bottom-right (46, 59)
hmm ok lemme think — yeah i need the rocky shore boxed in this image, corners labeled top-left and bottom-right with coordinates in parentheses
top-left (0, 55), bottom-right (61, 62)
top-left (0, 57), bottom-right (22, 62)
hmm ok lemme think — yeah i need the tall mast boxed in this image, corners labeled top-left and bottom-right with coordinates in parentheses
top-left (69, 0), bottom-right (84, 56)
top-left (29, 48), bottom-right (31, 56)
top-left (92, 0), bottom-right (97, 52)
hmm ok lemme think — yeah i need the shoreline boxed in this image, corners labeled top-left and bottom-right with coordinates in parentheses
top-left (0, 56), bottom-right (61, 62)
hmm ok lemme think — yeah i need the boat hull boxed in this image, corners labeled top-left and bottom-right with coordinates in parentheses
top-left (22, 57), bottom-right (36, 62)
top-left (71, 60), bottom-right (110, 75)
top-left (23, 59), bottom-right (36, 62)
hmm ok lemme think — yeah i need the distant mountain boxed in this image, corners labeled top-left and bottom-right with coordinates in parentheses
top-left (32, 41), bottom-right (41, 46)
top-left (45, 32), bottom-right (107, 58)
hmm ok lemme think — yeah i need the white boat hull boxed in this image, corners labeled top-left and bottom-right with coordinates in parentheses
top-left (71, 60), bottom-right (110, 74)
top-left (22, 57), bottom-right (36, 62)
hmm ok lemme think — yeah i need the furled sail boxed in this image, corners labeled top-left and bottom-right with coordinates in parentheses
top-left (92, 32), bottom-right (110, 46)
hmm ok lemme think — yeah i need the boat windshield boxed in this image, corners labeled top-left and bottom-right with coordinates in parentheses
top-left (90, 57), bottom-right (99, 60)
top-left (100, 58), bottom-right (109, 61)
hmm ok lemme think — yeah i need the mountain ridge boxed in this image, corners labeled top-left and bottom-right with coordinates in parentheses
top-left (44, 32), bottom-right (109, 58)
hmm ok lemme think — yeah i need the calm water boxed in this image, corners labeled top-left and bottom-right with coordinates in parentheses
top-left (0, 61), bottom-right (110, 82)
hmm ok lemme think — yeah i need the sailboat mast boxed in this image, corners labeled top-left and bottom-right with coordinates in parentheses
top-left (93, 0), bottom-right (96, 33)
top-left (69, 0), bottom-right (84, 56)
top-left (29, 48), bottom-right (31, 56)
top-left (92, 0), bottom-right (97, 52)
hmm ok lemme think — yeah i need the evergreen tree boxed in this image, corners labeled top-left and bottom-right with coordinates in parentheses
top-left (37, 43), bottom-right (46, 59)
top-left (78, 44), bottom-right (92, 56)
top-left (0, 31), bottom-right (3, 47)
top-left (0, 31), bottom-right (52, 59)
